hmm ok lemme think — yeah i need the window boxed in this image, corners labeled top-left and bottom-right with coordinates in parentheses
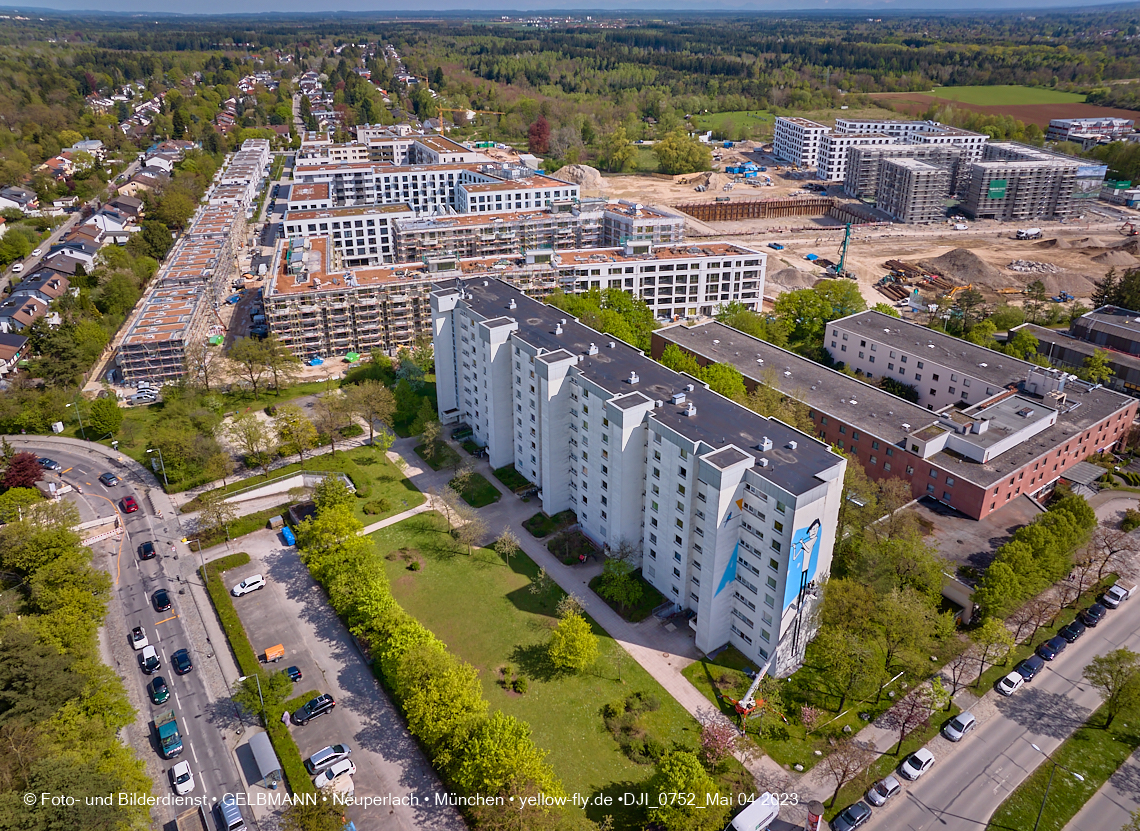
top-left (917, 361), bottom-right (924, 369)
top-left (770, 540), bottom-right (781, 553)
top-left (773, 521), bottom-right (783, 533)
top-left (766, 576), bottom-right (778, 589)
top-left (906, 466), bottom-right (915, 475)
top-left (677, 484), bottom-right (686, 496)
top-left (775, 501), bottom-right (786, 514)
top-left (946, 477), bottom-right (955, 486)
top-left (929, 469), bottom-right (938, 479)
top-left (769, 557), bottom-right (779, 570)
top-left (927, 484), bottom-right (935, 493)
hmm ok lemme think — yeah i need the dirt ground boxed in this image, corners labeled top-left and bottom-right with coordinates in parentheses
top-left (872, 93), bottom-right (1140, 128)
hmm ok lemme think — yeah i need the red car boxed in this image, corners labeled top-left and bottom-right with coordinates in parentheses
top-left (121, 495), bottom-right (139, 514)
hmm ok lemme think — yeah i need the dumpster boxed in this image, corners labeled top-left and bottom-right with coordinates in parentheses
top-left (281, 526), bottom-right (296, 546)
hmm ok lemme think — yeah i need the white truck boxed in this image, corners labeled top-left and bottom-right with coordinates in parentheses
top-left (1103, 583), bottom-right (1134, 609)
top-left (1016, 228), bottom-right (1043, 240)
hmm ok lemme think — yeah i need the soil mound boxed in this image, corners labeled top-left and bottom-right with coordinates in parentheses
top-left (767, 267), bottom-right (818, 294)
top-left (1039, 272), bottom-right (1097, 297)
top-left (917, 248), bottom-right (1006, 288)
top-left (1070, 236), bottom-right (1113, 249)
top-left (1092, 249), bottom-right (1140, 267)
top-left (556, 164), bottom-right (606, 193)
top-left (1116, 237), bottom-right (1140, 255)
top-left (1033, 238), bottom-right (1071, 250)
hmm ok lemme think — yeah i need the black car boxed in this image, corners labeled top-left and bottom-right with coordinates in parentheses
top-left (99, 472), bottom-right (119, 487)
top-left (152, 589), bottom-right (172, 612)
top-left (171, 649), bottom-right (193, 675)
top-left (285, 665), bottom-right (302, 682)
top-left (1058, 618), bottom-right (1087, 643)
top-left (831, 800), bottom-right (873, 831)
top-left (1036, 636), bottom-right (1068, 662)
top-left (1080, 604), bottom-right (1107, 627)
top-left (37, 457), bottom-right (62, 471)
top-left (1016, 654), bottom-right (1046, 681)
top-left (138, 541), bottom-right (156, 560)
top-left (292, 693), bottom-right (336, 725)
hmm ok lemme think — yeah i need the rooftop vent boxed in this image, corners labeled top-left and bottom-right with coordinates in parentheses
top-left (758, 458), bottom-right (770, 467)
top-left (980, 362), bottom-right (988, 368)
top-left (784, 371), bottom-right (792, 377)
top-left (483, 280), bottom-right (489, 286)
top-left (629, 371), bottom-right (639, 385)
top-left (684, 402), bottom-right (697, 417)
top-left (655, 399), bottom-right (664, 408)
top-left (555, 323), bottom-right (563, 335)
top-left (685, 384), bottom-right (695, 392)
top-left (902, 422), bottom-right (911, 430)
top-left (1017, 407), bottom-right (1035, 418)
top-left (850, 399), bottom-right (858, 406)
top-left (508, 299), bottom-right (517, 310)
top-left (713, 339), bottom-right (720, 345)
top-left (786, 440), bottom-right (798, 450)
top-left (609, 341), bottom-right (616, 349)
top-left (672, 392), bottom-right (687, 405)
top-left (757, 358), bottom-right (764, 365)
top-left (759, 437), bottom-right (773, 451)
top-left (587, 343), bottom-right (599, 356)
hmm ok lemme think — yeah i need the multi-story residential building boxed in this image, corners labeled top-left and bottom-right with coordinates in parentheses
top-left (772, 117), bottom-right (828, 169)
top-left (283, 204), bottom-right (416, 266)
top-left (432, 277), bottom-right (846, 676)
top-left (656, 318), bottom-right (1137, 521)
top-left (875, 158), bottom-right (953, 224)
top-left (1046, 117), bottom-right (1134, 143)
top-left (817, 133), bottom-right (894, 182)
top-left (286, 183), bottom-right (333, 212)
top-left (843, 144), bottom-right (965, 201)
top-left (1017, 305), bottom-right (1140, 397)
top-left (601, 201), bottom-right (687, 247)
top-left (456, 173), bottom-right (581, 214)
top-left (961, 142), bottom-right (1106, 222)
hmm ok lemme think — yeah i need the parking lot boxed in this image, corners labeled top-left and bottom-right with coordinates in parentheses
top-left (226, 530), bottom-right (464, 830)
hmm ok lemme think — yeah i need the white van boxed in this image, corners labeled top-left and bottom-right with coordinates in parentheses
top-left (727, 793), bottom-right (779, 831)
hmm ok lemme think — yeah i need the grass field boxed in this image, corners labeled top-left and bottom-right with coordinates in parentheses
top-left (372, 513), bottom-right (708, 829)
top-left (450, 470), bottom-right (500, 508)
top-left (925, 85), bottom-right (1086, 105)
top-left (691, 110), bottom-right (773, 140)
top-left (633, 145), bottom-right (658, 173)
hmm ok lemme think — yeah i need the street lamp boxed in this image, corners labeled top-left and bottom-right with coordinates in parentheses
top-left (1030, 742), bottom-right (1085, 831)
top-left (237, 674), bottom-right (265, 725)
top-left (146, 447), bottom-right (168, 487)
top-left (65, 401), bottom-right (86, 440)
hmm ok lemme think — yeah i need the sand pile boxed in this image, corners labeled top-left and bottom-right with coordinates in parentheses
top-left (1092, 249), bottom-right (1140, 267)
top-left (1070, 236), bottom-right (1113, 249)
top-left (1039, 272), bottom-right (1097, 297)
top-left (556, 164), bottom-right (606, 193)
top-left (1033, 238), bottom-right (1071, 250)
top-left (1116, 238), bottom-right (1140, 255)
top-left (917, 248), bottom-right (1006, 288)
top-left (767, 267), bottom-right (818, 294)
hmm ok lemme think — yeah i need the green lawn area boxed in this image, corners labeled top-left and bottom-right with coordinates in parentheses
top-left (189, 501), bottom-right (293, 548)
top-left (493, 464), bottom-right (531, 491)
top-left (523, 509), bottom-right (576, 539)
top-left (371, 512), bottom-right (710, 829)
top-left (589, 568), bottom-right (667, 623)
top-left (450, 471), bottom-right (501, 508)
top-left (691, 110), bottom-right (773, 141)
top-left (414, 441), bottom-right (460, 471)
top-left (927, 85), bottom-right (1086, 105)
top-left (988, 698), bottom-right (1140, 831)
top-left (182, 447), bottom-right (423, 527)
top-left (633, 146), bottom-right (659, 173)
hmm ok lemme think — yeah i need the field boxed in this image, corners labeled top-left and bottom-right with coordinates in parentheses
top-left (922, 85), bottom-right (1087, 105)
top-left (691, 110), bottom-right (774, 140)
top-left (372, 513), bottom-right (708, 829)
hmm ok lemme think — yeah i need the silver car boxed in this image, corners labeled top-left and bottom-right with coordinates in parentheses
top-left (942, 711), bottom-right (977, 742)
top-left (866, 774), bottom-right (901, 807)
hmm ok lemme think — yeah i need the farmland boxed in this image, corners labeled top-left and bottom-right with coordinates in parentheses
top-left (921, 85), bottom-right (1087, 105)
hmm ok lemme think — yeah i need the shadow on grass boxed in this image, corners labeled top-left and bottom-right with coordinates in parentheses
top-left (509, 642), bottom-right (562, 683)
top-left (586, 780), bottom-right (648, 829)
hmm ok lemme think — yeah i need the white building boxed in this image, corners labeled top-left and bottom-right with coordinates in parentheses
top-left (818, 133), bottom-right (895, 182)
top-left (282, 204), bottom-right (416, 266)
top-left (773, 117), bottom-right (828, 169)
top-left (1047, 117), bottom-right (1134, 143)
top-left (432, 278), bottom-right (845, 676)
top-left (456, 174), bottom-right (581, 214)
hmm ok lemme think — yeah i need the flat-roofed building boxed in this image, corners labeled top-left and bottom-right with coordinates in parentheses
top-left (1047, 117), bottom-right (1134, 143)
top-left (457, 174), bottom-right (581, 214)
top-left (876, 158), bottom-right (952, 224)
top-left (962, 142), bottom-right (1105, 222)
top-left (817, 133), bottom-right (896, 182)
top-left (773, 117), bottom-right (828, 169)
top-left (433, 278), bottom-right (846, 676)
top-left (283, 203), bottom-right (415, 266)
top-left (1017, 305), bottom-right (1140, 397)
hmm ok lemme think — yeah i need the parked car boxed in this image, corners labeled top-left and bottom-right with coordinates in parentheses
top-left (99, 472), bottom-right (119, 486)
top-left (1016, 655), bottom-right (1046, 681)
top-left (312, 758), bottom-right (357, 788)
top-left (1103, 584), bottom-right (1134, 609)
top-left (148, 675), bottom-right (169, 704)
top-left (37, 457), bottom-right (62, 471)
top-left (292, 694), bottom-right (336, 725)
top-left (304, 744), bottom-right (352, 775)
top-left (171, 649), bottom-right (193, 675)
top-left (139, 645), bottom-right (160, 674)
top-left (121, 495), bottom-right (139, 513)
top-left (138, 541), bottom-right (156, 560)
top-left (31, 248), bottom-right (42, 257)
top-left (231, 574), bottom-right (266, 596)
top-left (170, 761), bottom-right (195, 795)
top-left (11, 263), bottom-right (22, 273)
top-left (900, 748), bottom-right (935, 781)
top-left (942, 711), bottom-right (977, 742)
top-left (1036, 636), bottom-right (1068, 662)
top-left (997, 672), bottom-right (1024, 696)
top-left (285, 666), bottom-right (302, 682)
top-left (130, 626), bottom-right (148, 650)
top-left (152, 589), bottom-right (172, 612)
top-left (830, 800), bottom-right (872, 831)
top-left (1079, 603), bottom-right (1107, 627)
top-left (865, 774), bottom-right (901, 807)
top-left (1058, 618), bottom-right (1086, 643)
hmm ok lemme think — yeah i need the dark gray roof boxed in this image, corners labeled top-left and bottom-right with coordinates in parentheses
top-left (1071, 305), bottom-right (1140, 351)
top-left (659, 320), bottom-right (1135, 490)
top-left (439, 278), bottom-right (841, 496)
top-left (1019, 323), bottom-right (1140, 373)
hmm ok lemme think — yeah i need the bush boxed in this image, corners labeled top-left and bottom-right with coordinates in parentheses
top-left (513, 676), bottom-right (529, 694)
top-left (265, 405), bottom-right (277, 416)
top-left (340, 423), bottom-right (364, 438)
top-left (1123, 508), bottom-right (1140, 532)
top-left (408, 560), bottom-right (421, 571)
top-left (363, 498), bottom-right (391, 515)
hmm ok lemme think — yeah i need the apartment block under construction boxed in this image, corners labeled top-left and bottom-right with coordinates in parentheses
top-left (875, 158), bottom-right (953, 224)
top-left (962, 143), bottom-right (1107, 222)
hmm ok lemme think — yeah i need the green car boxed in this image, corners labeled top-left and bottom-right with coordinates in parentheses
top-left (149, 676), bottom-right (169, 705)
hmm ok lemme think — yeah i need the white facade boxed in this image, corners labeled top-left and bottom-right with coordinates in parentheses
top-left (457, 175), bottom-right (581, 214)
top-left (432, 278), bottom-right (845, 676)
top-left (773, 117), bottom-right (828, 168)
top-left (283, 204), bottom-right (416, 266)
top-left (818, 133), bottom-right (895, 182)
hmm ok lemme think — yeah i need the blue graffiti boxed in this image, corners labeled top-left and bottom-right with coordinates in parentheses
top-left (715, 542), bottom-right (740, 597)
top-left (783, 519), bottom-right (822, 611)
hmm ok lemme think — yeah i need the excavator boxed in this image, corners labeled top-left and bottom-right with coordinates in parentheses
top-left (1121, 221), bottom-right (1139, 237)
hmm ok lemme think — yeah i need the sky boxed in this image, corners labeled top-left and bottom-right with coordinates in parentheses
top-left (0, 0), bottom-right (1133, 13)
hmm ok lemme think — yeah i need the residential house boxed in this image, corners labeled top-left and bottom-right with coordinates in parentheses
top-left (107, 195), bottom-right (144, 219)
top-left (0, 332), bottom-right (29, 375)
top-left (0, 187), bottom-right (39, 213)
top-left (12, 271), bottom-right (70, 303)
top-left (0, 296), bottom-right (49, 333)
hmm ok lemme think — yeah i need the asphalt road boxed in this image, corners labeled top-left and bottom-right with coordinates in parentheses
top-left (866, 592), bottom-right (1140, 831)
top-left (13, 439), bottom-right (245, 828)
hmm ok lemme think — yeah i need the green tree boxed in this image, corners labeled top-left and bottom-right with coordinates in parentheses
top-left (0, 487), bottom-right (42, 523)
top-left (446, 711), bottom-right (562, 799)
top-left (775, 281), bottom-right (866, 344)
top-left (547, 611), bottom-right (598, 673)
top-left (227, 337), bottom-right (270, 397)
top-left (971, 617), bottom-right (1015, 686)
top-left (227, 412), bottom-right (275, 478)
top-left (3, 453), bottom-right (42, 490)
top-left (313, 475), bottom-right (354, 513)
top-left (494, 527), bottom-right (522, 563)
top-left (312, 390), bottom-right (350, 453)
top-left (699, 363), bottom-right (746, 399)
top-left (275, 403), bottom-right (318, 466)
top-left (196, 489), bottom-right (237, 542)
top-left (647, 751), bottom-right (729, 831)
top-left (1082, 348), bottom-right (1114, 385)
top-left (653, 130), bottom-right (712, 175)
top-left (819, 578), bottom-right (878, 632)
top-left (344, 379), bottom-right (396, 445)
top-left (973, 561), bottom-right (1023, 620)
top-left (716, 300), bottom-right (790, 346)
top-left (127, 220), bottom-right (173, 260)
top-left (1024, 280), bottom-right (1048, 324)
top-left (597, 125), bottom-right (636, 172)
top-left (871, 302), bottom-right (902, 318)
top-left (1004, 328), bottom-right (1039, 360)
top-left (812, 626), bottom-right (875, 712)
top-left (280, 798), bottom-right (344, 831)
top-left (87, 397), bottom-right (123, 436)
top-left (1083, 648), bottom-right (1140, 727)
top-left (395, 641), bottom-right (487, 754)
top-left (262, 335), bottom-right (302, 391)
top-left (594, 558), bottom-right (643, 612)
top-left (658, 342), bottom-right (702, 376)
top-left (954, 288), bottom-right (986, 328)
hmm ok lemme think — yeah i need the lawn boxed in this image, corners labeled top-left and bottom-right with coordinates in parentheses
top-left (633, 146), bottom-right (659, 173)
top-left (371, 512), bottom-right (711, 829)
top-left (414, 441), bottom-right (460, 471)
top-left (988, 698), bottom-right (1140, 831)
top-left (182, 446), bottom-right (423, 527)
top-left (926, 85), bottom-right (1086, 105)
top-left (450, 471), bottom-right (501, 508)
top-left (189, 501), bottom-right (293, 548)
top-left (589, 568), bottom-right (667, 623)
top-left (691, 110), bottom-right (773, 141)
top-left (523, 509), bottom-right (576, 539)
top-left (493, 464), bottom-right (531, 491)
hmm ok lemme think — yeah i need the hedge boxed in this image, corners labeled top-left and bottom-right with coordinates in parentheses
top-left (199, 551), bottom-right (313, 795)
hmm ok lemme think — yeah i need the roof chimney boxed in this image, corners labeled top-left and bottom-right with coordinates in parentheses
top-left (684, 402), bottom-right (697, 417)
top-left (628, 371), bottom-right (639, 384)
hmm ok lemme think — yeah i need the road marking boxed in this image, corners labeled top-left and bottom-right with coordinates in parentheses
top-left (155, 614), bottom-right (180, 626)
top-left (191, 743), bottom-right (199, 765)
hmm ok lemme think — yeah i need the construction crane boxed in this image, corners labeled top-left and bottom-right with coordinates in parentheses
top-left (722, 656), bottom-right (774, 724)
top-left (828, 223), bottom-right (855, 279)
top-left (1122, 221), bottom-right (1139, 237)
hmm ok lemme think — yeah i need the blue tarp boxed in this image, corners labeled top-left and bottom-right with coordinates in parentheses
top-left (281, 527), bottom-right (296, 546)
top-left (308, 357), bottom-right (324, 366)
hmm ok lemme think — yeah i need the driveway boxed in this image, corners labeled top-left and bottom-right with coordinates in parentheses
top-left (223, 530), bottom-right (463, 830)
